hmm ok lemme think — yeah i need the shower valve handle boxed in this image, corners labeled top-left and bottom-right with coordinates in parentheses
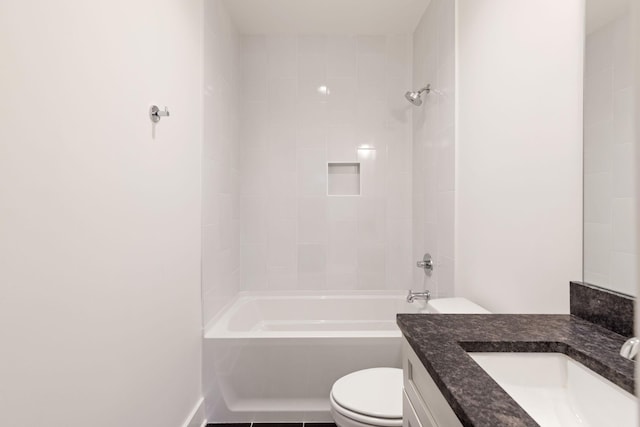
top-left (416, 253), bottom-right (434, 274)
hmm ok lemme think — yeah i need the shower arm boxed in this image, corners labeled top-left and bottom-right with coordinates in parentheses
top-left (418, 84), bottom-right (431, 95)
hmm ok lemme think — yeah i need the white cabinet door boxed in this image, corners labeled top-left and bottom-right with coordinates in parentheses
top-left (402, 338), bottom-right (463, 427)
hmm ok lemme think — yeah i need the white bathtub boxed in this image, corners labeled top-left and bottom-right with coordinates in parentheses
top-left (203, 291), bottom-right (431, 423)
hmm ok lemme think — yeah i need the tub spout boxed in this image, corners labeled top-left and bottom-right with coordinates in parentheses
top-left (407, 290), bottom-right (431, 303)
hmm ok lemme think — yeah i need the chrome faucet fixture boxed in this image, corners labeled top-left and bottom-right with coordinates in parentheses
top-left (407, 290), bottom-right (431, 303)
top-left (416, 253), bottom-right (434, 275)
top-left (405, 84), bottom-right (431, 106)
top-left (620, 337), bottom-right (640, 361)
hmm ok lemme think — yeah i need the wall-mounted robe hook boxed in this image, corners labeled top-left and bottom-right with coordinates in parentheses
top-left (149, 105), bottom-right (170, 123)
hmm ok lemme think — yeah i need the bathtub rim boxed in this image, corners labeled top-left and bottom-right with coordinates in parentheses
top-left (204, 290), bottom-right (428, 339)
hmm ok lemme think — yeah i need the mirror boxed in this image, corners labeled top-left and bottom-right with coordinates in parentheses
top-left (583, 0), bottom-right (637, 296)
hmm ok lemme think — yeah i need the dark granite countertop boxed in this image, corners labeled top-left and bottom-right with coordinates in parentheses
top-left (397, 314), bottom-right (635, 427)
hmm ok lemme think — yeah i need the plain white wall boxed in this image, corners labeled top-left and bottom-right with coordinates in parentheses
top-left (237, 34), bottom-right (414, 291)
top-left (412, 0), bottom-right (456, 298)
top-left (0, 1), bottom-right (204, 426)
top-left (455, 0), bottom-right (584, 313)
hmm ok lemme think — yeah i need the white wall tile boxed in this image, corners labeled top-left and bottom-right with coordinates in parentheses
top-left (357, 245), bottom-right (386, 274)
top-left (268, 78), bottom-right (298, 121)
top-left (326, 273), bottom-right (358, 290)
top-left (611, 252), bottom-right (638, 296)
top-left (584, 66), bottom-right (613, 126)
top-left (267, 267), bottom-right (298, 290)
top-left (327, 126), bottom-right (358, 161)
top-left (387, 128), bottom-right (411, 173)
top-left (357, 197), bottom-right (386, 245)
top-left (614, 87), bottom-right (634, 145)
top-left (297, 127), bottom-right (327, 150)
top-left (584, 172), bottom-right (612, 223)
top-left (241, 102), bottom-right (269, 151)
top-left (612, 15), bottom-right (632, 91)
top-left (298, 244), bottom-right (327, 273)
top-left (612, 143), bottom-right (634, 197)
top-left (299, 78), bottom-right (330, 103)
top-left (387, 172), bottom-right (411, 220)
top-left (326, 107), bottom-right (356, 127)
top-left (267, 219), bottom-right (297, 269)
top-left (585, 23), bottom-right (613, 80)
top-left (357, 54), bottom-right (386, 87)
top-left (328, 221), bottom-right (358, 274)
top-left (358, 147), bottom-right (387, 197)
top-left (241, 244), bottom-right (267, 290)
top-left (267, 196), bottom-right (298, 221)
top-left (584, 141), bottom-right (612, 173)
top-left (267, 36), bottom-right (298, 79)
top-left (298, 272), bottom-right (327, 290)
top-left (583, 14), bottom-right (637, 295)
top-left (239, 148), bottom-right (268, 195)
top-left (386, 35), bottom-right (412, 81)
top-left (328, 197), bottom-right (358, 222)
top-left (202, 225), bottom-right (218, 295)
top-left (412, 0), bottom-right (456, 297)
top-left (357, 272), bottom-right (386, 290)
top-left (327, 36), bottom-right (357, 79)
top-left (356, 36), bottom-right (387, 55)
top-left (299, 54), bottom-right (327, 81)
top-left (326, 78), bottom-right (357, 111)
top-left (385, 245), bottom-right (412, 290)
top-left (435, 127), bottom-right (455, 191)
top-left (584, 119), bottom-right (613, 148)
top-left (298, 196), bottom-right (328, 244)
top-left (297, 149), bottom-right (328, 196)
top-left (584, 223), bottom-right (612, 282)
top-left (297, 102), bottom-right (328, 128)
top-left (240, 196), bottom-right (267, 245)
top-left (242, 36), bottom-right (268, 102)
top-left (436, 191), bottom-right (454, 260)
top-left (437, 256), bottom-right (455, 297)
top-left (218, 195), bottom-right (235, 250)
top-left (612, 198), bottom-right (637, 253)
top-left (298, 35), bottom-right (327, 54)
top-left (202, 2), bottom-right (241, 325)
top-left (239, 33), bottom-right (412, 292)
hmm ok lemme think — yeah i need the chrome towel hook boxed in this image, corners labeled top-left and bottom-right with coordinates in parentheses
top-left (149, 105), bottom-right (170, 123)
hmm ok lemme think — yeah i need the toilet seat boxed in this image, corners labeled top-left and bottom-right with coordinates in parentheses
top-left (330, 392), bottom-right (403, 427)
top-left (330, 368), bottom-right (403, 427)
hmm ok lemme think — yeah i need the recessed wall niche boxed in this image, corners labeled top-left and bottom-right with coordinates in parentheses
top-left (327, 162), bottom-right (360, 196)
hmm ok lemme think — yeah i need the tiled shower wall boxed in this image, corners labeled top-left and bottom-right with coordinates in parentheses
top-left (202, 0), bottom-right (241, 326)
top-left (239, 34), bottom-right (413, 291)
top-left (584, 14), bottom-right (637, 296)
top-left (411, 0), bottom-right (456, 297)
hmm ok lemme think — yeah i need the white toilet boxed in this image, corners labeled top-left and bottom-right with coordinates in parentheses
top-left (330, 367), bottom-right (404, 427)
top-left (329, 297), bottom-right (489, 427)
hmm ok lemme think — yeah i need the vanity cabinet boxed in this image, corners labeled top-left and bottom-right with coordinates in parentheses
top-left (402, 337), bottom-right (463, 427)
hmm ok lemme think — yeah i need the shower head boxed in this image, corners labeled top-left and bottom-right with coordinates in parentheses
top-left (405, 91), bottom-right (423, 106)
top-left (405, 84), bottom-right (431, 106)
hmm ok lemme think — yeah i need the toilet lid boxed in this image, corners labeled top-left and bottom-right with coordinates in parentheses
top-left (331, 368), bottom-right (403, 419)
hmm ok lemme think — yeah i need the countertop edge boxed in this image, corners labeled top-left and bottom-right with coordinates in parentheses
top-left (397, 313), bottom-right (635, 427)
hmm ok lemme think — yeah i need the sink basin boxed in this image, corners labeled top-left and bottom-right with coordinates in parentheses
top-left (470, 353), bottom-right (637, 427)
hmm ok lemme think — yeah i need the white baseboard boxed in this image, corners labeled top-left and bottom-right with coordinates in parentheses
top-left (181, 397), bottom-right (205, 427)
